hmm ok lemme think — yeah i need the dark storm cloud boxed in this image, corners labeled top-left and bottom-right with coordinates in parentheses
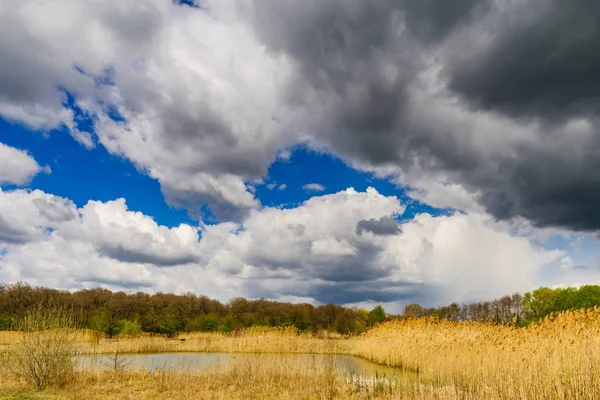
top-left (306, 281), bottom-right (431, 304)
top-left (440, 0), bottom-right (600, 230)
top-left (479, 154), bottom-right (600, 231)
top-left (447, 0), bottom-right (600, 119)
top-left (245, 278), bottom-right (434, 305)
top-left (399, 0), bottom-right (487, 42)
top-left (240, 0), bottom-right (493, 170)
top-left (241, 0), bottom-right (600, 231)
top-left (242, 0), bottom-right (447, 163)
top-left (356, 217), bottom-right (402, 236)
top-left (310, 242), bottom-right (390, 282)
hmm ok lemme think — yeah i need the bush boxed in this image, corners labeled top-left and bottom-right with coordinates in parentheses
top-left (115, 319), bottom-right (142, 337)
top-left (0, 313), bottom-right (12, 330)
top-left (8, 306), bottom-right (79, 389)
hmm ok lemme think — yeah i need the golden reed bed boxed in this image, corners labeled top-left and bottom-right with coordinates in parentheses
top-left (2, 309), bottom-right (600, 399)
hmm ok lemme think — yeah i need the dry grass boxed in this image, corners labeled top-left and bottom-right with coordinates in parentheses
top-left (75, 327), bottom-right (352, 355)
top-left (2, 327), bottom-right (349, 357)
top-left (3, 309), bottom-right (600, 399)
top-left (0, 355), bottom-right (456, 400)
top-left (353, 308), bottom-right (600, 399)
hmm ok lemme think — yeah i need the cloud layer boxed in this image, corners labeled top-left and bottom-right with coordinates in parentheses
top-left (0, 186), bottom-right (564, 307)
top-left (0, 0), bottom-right (599, 230)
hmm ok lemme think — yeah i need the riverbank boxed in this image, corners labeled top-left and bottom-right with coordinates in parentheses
top-left (2, 308), bottom-right (600, 399)
top-left (1, 327), bottom-right (353, 356)
top-left (0, 360), bottom-right (447, 400)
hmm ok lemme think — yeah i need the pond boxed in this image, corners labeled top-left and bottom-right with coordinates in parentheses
top-left (76, 352), bottom-right (400, 378)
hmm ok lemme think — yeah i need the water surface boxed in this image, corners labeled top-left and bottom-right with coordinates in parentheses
top-left (76, 352), bottom-right (399, 378)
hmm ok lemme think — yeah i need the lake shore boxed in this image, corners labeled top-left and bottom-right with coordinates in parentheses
top-left (3, 309), bottom-right (600, 399)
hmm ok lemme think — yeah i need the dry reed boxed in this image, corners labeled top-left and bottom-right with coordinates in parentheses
top-left (2, 309), bottom-right (600, 399)
top-left (353, 308), bottom-right (600, 399)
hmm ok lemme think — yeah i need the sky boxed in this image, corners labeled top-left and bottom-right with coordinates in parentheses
top-left (0, 0), bottom-right (599, 313)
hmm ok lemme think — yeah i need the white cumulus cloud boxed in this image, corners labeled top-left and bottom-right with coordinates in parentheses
top-left (0, 143), bottom-right (48, 186)
top-left (0, 186), bottom-right (570, 309)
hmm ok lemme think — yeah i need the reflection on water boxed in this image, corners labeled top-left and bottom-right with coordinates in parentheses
top-left (76, 353), bottom-right (399, 378)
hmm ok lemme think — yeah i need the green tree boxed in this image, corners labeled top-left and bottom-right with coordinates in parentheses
top-left (0, 313), bottom-right (12, 330)
top-left (158, 314), bottom-right (182, 337)
top-left (88, 309), bottom-right (111, 343)
top-left (354, 308), bottom-right (370, 332)
top-left (368, 305), bottom-right (386, 326)
top-left (218, 315), bottom-right (238, 333)
top-left (574, 285), bottom-right (600, 309)
top-left (115, 319), bottom-right (142, 337)
top-left (522, 287), bottom-right (559, 322)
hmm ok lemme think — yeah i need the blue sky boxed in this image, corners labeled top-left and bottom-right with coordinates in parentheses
top-left (0, 117), bottom-right (449, 229)
top-left (0, 0), bottom-right (598, 310)
top-left (0, 117), bottom-right (196, 228)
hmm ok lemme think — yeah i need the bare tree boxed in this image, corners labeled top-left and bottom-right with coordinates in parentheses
top-left (8, 305), bottom-right (79, 389)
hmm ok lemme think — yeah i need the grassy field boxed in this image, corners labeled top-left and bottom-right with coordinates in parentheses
top-left (2, 309), bottom-right (600, 399)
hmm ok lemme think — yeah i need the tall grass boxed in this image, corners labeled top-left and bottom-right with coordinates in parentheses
top-left (0, 356), bottom-right (438, 399)
top-left (2, 308), bottom-right (600, 398)
top-left (353, 308), bottom-right (600, 398)
top-left (73, 326), bottom-right (352, 355)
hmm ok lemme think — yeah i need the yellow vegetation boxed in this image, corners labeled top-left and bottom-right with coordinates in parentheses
top-left (85, 327), bottom-right (350, 355)
top-left (2, 309), bottom-right (600, 399)
top-left (353, 308), bottom-right (600, 399)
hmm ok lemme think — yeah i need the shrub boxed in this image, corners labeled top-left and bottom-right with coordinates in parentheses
top-left (8, 305), bottom-right (79, 389)
top-left (115, 319), bottom-right (143, 338)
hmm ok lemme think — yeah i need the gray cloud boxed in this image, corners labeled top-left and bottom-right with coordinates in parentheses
top-left (2, 0), bottom-right (600, 233)
top-left (303, 183), bottom-right (325, 192)
top-left (356, 216), bottom-right (402, 236)
top-left (99, 244), bottom-right (200, 267)
top-left (0, 215), bottom-right (31, 244)
top-left (246, 278), bottom-right (434, 305)
top-left (33, 197), bottom-right (78, 223)
top-left (446, 0), bottom-right (600, 119)
top-left (242, 0), bottom-right (600, 232)
top-left (304, 281), bottom-right (434, 305)
top-left (399, 0), bottom-right (487, 42)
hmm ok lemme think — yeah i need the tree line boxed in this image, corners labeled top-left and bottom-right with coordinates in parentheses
top-left (400, 285), bottom-right (600, 325)
top-left (2, 283), bottom-right (599, 336)
top-left (0, 282), bottom-right (386, 336)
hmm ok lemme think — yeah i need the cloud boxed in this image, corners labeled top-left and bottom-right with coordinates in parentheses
top-left (0, 143), bottom-right (47, 186)
top-left (277, 149), bottom-right (292, 161)
top-left (303, 183), bottom-right (325, 192)
top-left (0, 187), bottom-right (568, 306)
top-left (60, 199), bottom-right (202, 267)
top-left (356, 216), bottom-right (402, 236)
top-left (0, 0), bottom-right (293, 219)
top-left (279, 184), bottom-right (287, 191)
top-left (0, 189), bottom-right (201, 267)
top-left (0, 188), bottom-right (77, 244)
top-left (238, 0), bottom-right (600, 231)
top-left (196, 187), bottom-right (561, 305)
top-left (1, 0), bottom-right (600, 230)
top-left (446, 0), bottom-right (600, 119)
